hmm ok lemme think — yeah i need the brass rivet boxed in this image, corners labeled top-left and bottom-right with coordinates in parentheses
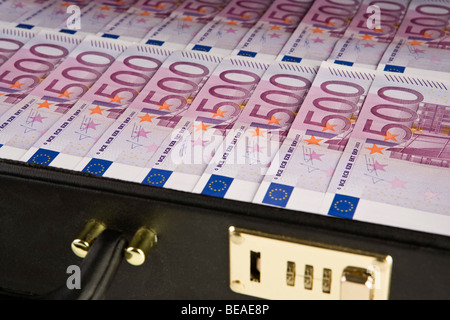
top-left (125, 227), bottom-right (157, 266)
top-left (229, 226), bottom-right (244, 245)
top-left (230, 280), bottom-right (245, 292)
top-left (71, 220), bottom-right (106, 258)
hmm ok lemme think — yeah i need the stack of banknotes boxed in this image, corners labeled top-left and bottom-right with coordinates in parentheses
top-left (0, 0), bottom-right (449, 236)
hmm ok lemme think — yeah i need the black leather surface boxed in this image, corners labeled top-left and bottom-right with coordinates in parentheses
top-left (1, 159), bottom-right (450, 299)
top-left (42, 230), bottom-right (128, 300)
top-left (0, 229), bottom-right (127, 300)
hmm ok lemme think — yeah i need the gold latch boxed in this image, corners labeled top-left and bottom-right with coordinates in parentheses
top-left (229, 227), bottom-right (392, 300)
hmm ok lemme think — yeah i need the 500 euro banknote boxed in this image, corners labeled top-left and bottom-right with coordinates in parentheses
top-left (0, 25), bottom-right (38, 67)
top-left (74, 50), bottom-right (223, 181)
top-left (13, 1), bottom-right (91, 30)
top-left (230, 0), bottom-right (314, 61)
top-left (211, 0), bottom-right (272, 27)
top-left (327, 0), bottom-right (410, 69)
top-left (171, 0), bottom-right (230, 23)
top-left (192, 61), bottom-right (318, 201)
top-left (0, 0), bottom-right (46, 23)
top-left (184, 0), bottom-right (273, 56)
top-left (0, 35), bottom-right (128, 161)
top-left (132, 56), bottom-right (269, 192)
top-left (129, 0), bottom-right (184, 19)
top-left (253, 61), bottom-right (375, 214)
top-left (0, 29), bottom-right (83, 117)
top-left (389, 0), bottom-right (450, 46)
top-left (63, 1), bottom-right (130, 34)
top-left (140, 9), bottom-right (219, 50)
top-left (378, 0), bottom-right (450, 76)
top-left (14, 0), bottom-right (135, 33)
top-left (99, 11), bottom-right (160, 42)
top-left (100, 0), bottom-right (183, 40)
top-left (21, 44), bottom-right (172, 169)
top-left (322, 71), bottom-right (450, 236)
top-left (140, 0), bottom-right (231, 50)
top-left (277, 0), bottom-right (363, 64)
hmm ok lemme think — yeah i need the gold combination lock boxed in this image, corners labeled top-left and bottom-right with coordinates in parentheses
top-left (229, 227), bottom-right (393, 300)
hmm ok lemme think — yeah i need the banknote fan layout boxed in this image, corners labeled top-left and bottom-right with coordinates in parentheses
top-left (0, 0), bottom-right (449, 237)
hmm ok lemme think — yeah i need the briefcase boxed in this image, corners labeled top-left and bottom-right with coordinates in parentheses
top-left (1, 157), bottom-right (449, 300)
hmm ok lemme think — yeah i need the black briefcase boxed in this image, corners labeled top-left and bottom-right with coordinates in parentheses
top-left (0, 157), bottom-right (449, 300)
